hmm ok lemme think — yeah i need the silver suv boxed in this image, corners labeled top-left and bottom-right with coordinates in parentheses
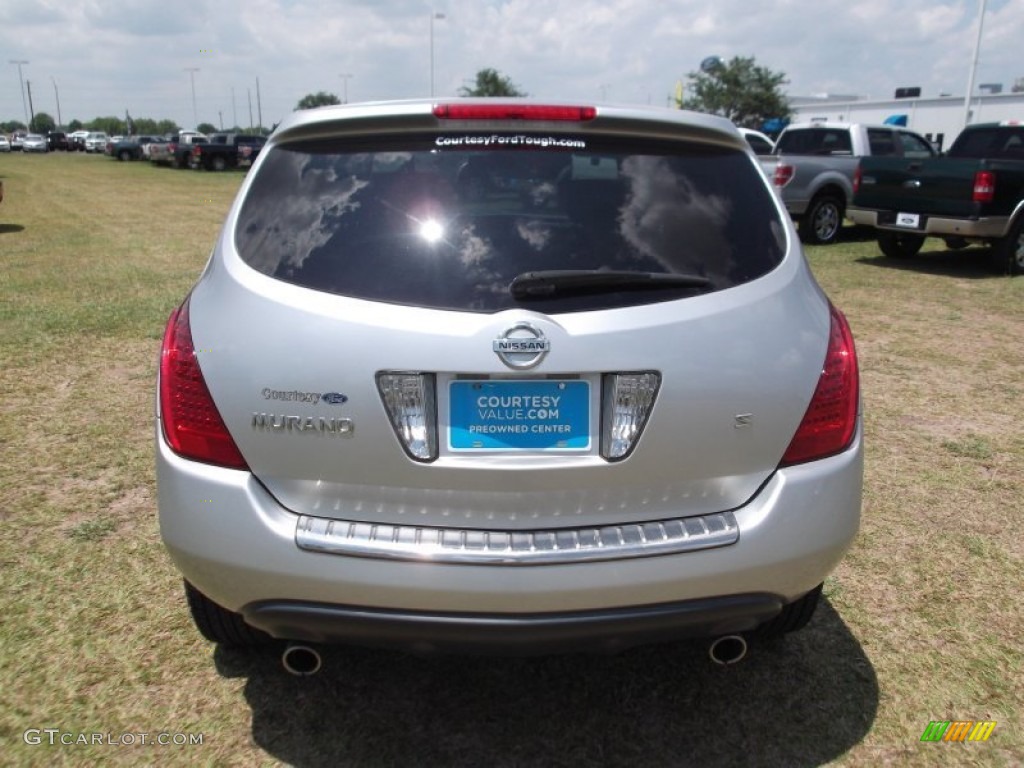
top-left (157, 100), bottom-right (862, 669)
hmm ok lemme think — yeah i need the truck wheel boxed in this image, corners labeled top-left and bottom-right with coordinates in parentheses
top-left (184, 581), bottom-right (272, 647)
top-left (798, 195), bottom-right (843, 245)
top-left (118, 150), bottom-right (131, 162)
top-left (212, 156), bottom-right (227, 172)
top-left (994, 217), bottom-right (1024, 275)
top-left (878, 231), bottom-right (925, 258)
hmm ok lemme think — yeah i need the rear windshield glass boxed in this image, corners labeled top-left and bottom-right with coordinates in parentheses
top-left (775, 128), bottom-right (853, 156)
top-left (950, 127), bottom-right (1024, 159)
top-left (235, 134), bottom-right (786, 313)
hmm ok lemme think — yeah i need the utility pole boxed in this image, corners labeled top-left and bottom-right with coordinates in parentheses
top-left (339, 73), bottom-right (352, 104)
top-left (9, 59), bottom-right (29, 126)
top-left (52, 77), bottom-right (62, 128)
top-left (256, 76), bottom-right (263, 133)
top-left (963, 0), bottom-right (988, 129)
top-left (25, 79), bottom-right (36, 131)
top-left (430, 12), bottom-right (446, 97)
top-left (232, 86), bottom-right (237, 128)
top-left (184, 67), bottom-right (200, 128)
top-left (247, 88), bottom-right (254, 131)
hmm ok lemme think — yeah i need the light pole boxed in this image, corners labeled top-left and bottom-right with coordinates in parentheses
top-left (51, 76), bottom-right (62, 128)
top-left (339, 73), bottom-right (352, 104)
top-left (184, 67), bottom-right (199, 128)
top-left (9, 59), bottom-right (29, 126)
top-left (430, 11), bottom-right (445, 97)
top-left (962, 0), bottom-right (987, 128)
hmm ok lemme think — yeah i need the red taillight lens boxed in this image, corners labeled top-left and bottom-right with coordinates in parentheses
top-left (433, 104), bottom-right (596, 121)
top-left (159, 299), bottom-right (248, 469)
top-left (973, 170), bottom-right (995, 203)
top-left (852, 164), bottom-right (862, 194)
top-left (773, 164), bottom-right (794, 187)
top-left (781, 304), bottom-right (859, 466)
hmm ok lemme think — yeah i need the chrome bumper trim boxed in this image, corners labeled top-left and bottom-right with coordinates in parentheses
top-left (295, 511), bottom-right (739, 565)
top-left (847, 207), bottom-right (1010, 238)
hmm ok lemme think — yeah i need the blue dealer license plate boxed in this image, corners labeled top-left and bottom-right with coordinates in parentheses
top-left (448, 380), bottom-right (591, 451)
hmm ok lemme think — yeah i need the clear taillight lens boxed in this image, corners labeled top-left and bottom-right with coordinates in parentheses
top-left (377, 373), bottom-right (438, 462)
top-left (601, 372), bottom-right (660, 461)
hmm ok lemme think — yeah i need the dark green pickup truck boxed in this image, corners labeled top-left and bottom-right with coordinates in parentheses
top-left (848, 122), bottom-right (1024, 274)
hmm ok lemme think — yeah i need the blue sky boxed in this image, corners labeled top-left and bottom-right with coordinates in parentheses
top-left (2, 0), bottom-right (1021, 130)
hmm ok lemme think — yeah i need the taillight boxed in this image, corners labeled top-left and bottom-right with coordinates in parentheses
top-left (781, 304), bottom-right (859, 466)
top-left (852, 164), bottom-right (862, 194)
top-left (433, 104), bottom-right (596, 121)
top-left (159, 299), bottom-right (248, 469)
top-left (973, 171), bottom-right (995, 203)
top-left (377, 373), bottom-right (438, 462)
top-left (773, 164), bottom-right (794, 187)
top-left (191, 145), bottom-right (201, 157)
top-left (601, 372), bottom-right (660, 460)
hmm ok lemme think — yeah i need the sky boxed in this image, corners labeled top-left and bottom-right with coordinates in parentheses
top-left (2, 0), bottom-right (1022, 132)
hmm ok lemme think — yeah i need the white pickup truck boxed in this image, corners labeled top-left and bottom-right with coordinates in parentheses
top-left (761, 121), bottom-right (936, 245)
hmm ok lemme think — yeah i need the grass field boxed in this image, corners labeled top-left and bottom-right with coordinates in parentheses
top-left (0, 152), bottom-right (1021, 767)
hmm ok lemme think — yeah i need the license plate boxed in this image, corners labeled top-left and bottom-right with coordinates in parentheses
top-left (448, 380), bottom-right (591, 451)
top-left (896, 212), bottom-right (920, 228)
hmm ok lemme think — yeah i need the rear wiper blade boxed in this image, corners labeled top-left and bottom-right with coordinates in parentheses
top-left (510, 269), bottom-right (711, 299)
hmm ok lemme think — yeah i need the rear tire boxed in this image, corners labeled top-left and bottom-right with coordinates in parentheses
top-left (798, 195), bottom-right (844, 245)
top-left (118, 150), bottom-right (131, 162)
top-left (994, 217), bottom-right (1024, 276)
top-left (184, 581), bottom-right (272, 647)
top-left (212, 156), bottom-right (227, 172)
top-left (877, 231), bottom-right (925, 258)
top-left (754, 583), bottom-right (823, 638)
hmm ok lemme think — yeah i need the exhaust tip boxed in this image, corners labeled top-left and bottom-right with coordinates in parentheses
top-left (708, 634), bottom-right (748, 665)
top-left (282, 643), bottom-right (322, 676)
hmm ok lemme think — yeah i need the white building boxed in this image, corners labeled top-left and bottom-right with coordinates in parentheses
top-left (788, 90), bottom-right (1024, 151)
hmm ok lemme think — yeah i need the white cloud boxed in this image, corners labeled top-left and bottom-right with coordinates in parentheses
top-left (1, 0), bottom-right (1021, 129)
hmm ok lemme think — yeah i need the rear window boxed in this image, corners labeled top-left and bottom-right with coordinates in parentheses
top-left (235, 134), bottom-right (786, 313)
top-left (950, 127), bottom-right (1024, 159)
top-left (776, 128), bottom-right (853, 156)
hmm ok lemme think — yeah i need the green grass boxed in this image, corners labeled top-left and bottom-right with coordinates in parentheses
top-left (1, 153), bottom-right (1021, 766)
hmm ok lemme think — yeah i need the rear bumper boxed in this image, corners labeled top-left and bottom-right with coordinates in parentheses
top-left (158, 418), bottom-right (862, 635)
top-left (847, 207), bottom-right (1009, 238)
top-left (242, 593), bottom-right (785, 653)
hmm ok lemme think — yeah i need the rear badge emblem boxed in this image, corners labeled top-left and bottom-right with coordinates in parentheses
top-left (322, 392), bottom-right (349, 405)
top-left (493, 322), bottom-right (550, 369)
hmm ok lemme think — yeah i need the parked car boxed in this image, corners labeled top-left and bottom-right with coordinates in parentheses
top-left (0, 135), bottom-right (10, 152)
top-left (109, 135), bottom-right (161, 161)
top-left (189, 133), bottom-right (267, 170)
top-left (46, 131), bottom-right (68, 151)
top-left (68, 130), bottom-right (89, 151)
top-left (84, 132), bottom-right (109, 153)
top-left (149, 131), bottom-right (207, 167)
top-left (10, 131), bottom-right (26, 151)
top-left (157, 100), bottom-right (863, 671)
top-left (21, 134), bottom-right (48, 153)
top-left (761, 121), bottom-right (936, 244)
top-left (849, 121), bottom-right (1024, 274)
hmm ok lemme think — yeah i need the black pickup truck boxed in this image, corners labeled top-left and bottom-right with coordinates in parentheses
top-left (189, 133), bottom-right (266, 171)
top-left (848, 121), bottom-right (1024, 274)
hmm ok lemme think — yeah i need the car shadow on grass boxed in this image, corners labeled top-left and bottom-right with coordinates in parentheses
top-left (856, 244), bottom-right (1009, 280)
top-left (0, 223), bottom-right (25, 235)
top-left (214, 599), bottom-right (877, 767)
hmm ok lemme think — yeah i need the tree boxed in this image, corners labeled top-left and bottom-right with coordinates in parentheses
top-left (1, 120), bottom-right (27, 133)
top-left (458, 68), bottom-right (526, 97)
top-left (32, 112), bottom-right (56, 133)
top-left (197, 122), bottom-right (218, 135)
top-left (678, 56), bottom-right (790, 130)
top-left (68, 119), bottom-right (83, 131)
top-left (86, 116), bottom-right (125, 135)
top-left (296, 92), bottom-right (341, 110)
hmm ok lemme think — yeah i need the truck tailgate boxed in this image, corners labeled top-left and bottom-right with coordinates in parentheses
top-left (855, 158), bottom-right (983, 218)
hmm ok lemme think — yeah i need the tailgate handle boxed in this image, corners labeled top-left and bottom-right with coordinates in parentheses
top-left (906, 162), bottom-right (923, 171)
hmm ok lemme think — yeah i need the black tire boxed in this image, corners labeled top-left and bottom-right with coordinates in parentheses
top-left (118, 150), bottom-right (131, 162)
top-left (994, 217), bottom-right (1024, 276)
top-left (183, 581), bottom-right (272, 647)
top-left (877, 231), bottom-right (925, 258)
top-left (753, 583), bottom-right (823, 638)
top-left (211, 155), bottom-right (227, 172)
top-left (798, 195), bottom-right (844, 245)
